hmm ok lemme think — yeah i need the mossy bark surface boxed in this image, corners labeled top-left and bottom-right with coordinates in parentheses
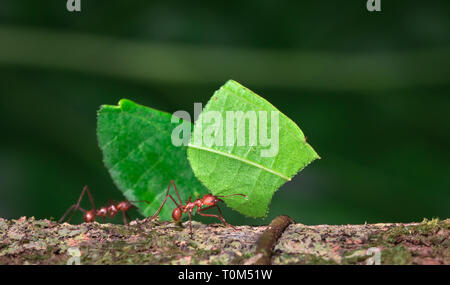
top-left (0, 216), bottom-right (448, 265)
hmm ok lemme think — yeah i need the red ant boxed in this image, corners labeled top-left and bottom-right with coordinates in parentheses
top-left (151, 180), bottom-right (247, 237)
top-left (59, 186), bottom-right (149, 225)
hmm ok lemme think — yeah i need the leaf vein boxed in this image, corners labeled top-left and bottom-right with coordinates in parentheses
top-left (188, 143), bottom-right (291, 181)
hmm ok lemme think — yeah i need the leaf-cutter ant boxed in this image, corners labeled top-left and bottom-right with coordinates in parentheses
top-left (151, 180), bottom-right (247, 237)
top-left (59, 186), bottom-right (149, 225)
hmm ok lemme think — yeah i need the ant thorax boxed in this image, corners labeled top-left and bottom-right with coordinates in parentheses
top-left (194, 199), bottom-right (203, 207)
top-left (96, 207), bottom-right (108, 217)
top-left (183, 201), bottom-right (198, 212)
top-left (107, 204), bottom-right (118, 217)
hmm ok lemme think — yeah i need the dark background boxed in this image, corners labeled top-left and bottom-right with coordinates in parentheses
top-left (0, 0), bottom-right (449, 225)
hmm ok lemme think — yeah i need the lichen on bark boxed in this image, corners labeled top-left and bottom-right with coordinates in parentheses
top-left (0, 216), bottom-right (448, 265)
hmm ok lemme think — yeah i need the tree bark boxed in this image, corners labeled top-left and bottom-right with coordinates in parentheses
top-left (0, 216), bottom-right (448, 265)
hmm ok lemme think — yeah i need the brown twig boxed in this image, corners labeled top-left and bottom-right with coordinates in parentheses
top-left (247, 215), bottom-right (295, 265)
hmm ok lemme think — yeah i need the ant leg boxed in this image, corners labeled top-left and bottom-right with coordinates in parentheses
top-left (130, 200), bottom-right (150, 206)
top-left (151, 181), bottom-right (181, 219)
top-left (128, 200), bottom-right (151, 212)
top-left (198, 205), bottom-right (236, 230)
top-left (84, 186), bottom-right (96, 211)
top-left (66, 186), bottom-right (95, 223)
top-left (122, 211), bottom-right (129, 225)
top-left (151, 194), bottom-right (179, 219)
top-left (188, 210), bottom-right (193, 238)
top-left (168, 195), bottom-right (180, 207)
top-left (58, 205), bottom-right (86, 223)
top-left (169, 180), bottom-right (183, 205)
top-left (214, 205), bottom-right (236, 229)
top-left (59, 204), bottom-right (78, 223)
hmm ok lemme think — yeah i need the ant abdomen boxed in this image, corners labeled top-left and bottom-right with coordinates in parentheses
top-left (84, 210), bottom-right (96, 223)
top-left (172, 207), bottom-right (182, 221)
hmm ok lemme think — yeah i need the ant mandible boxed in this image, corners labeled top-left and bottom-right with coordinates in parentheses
top-left (58, 185), bottom-right (149, 225)
top-left (150, 180), bottom-right (247, 237)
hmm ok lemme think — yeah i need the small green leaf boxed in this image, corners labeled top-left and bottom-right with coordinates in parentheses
top-left (97, 99), bottom-right (208, 221)
top-left (187, 80), bottom-right (320, 218)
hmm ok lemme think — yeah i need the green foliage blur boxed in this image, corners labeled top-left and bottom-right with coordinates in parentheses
top-left (0, 0), bottom-right (449, 226)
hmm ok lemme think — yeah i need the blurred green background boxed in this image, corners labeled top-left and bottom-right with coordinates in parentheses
top-left (0, 0), bottom-right (449, 226)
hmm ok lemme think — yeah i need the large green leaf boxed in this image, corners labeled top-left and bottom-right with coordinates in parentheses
top-left (187, 80), bottom-right (320, 217)
top-left (97, 99), bottom-right (209, 221)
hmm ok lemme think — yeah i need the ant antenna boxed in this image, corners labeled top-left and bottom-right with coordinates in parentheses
top-left (129, 200), bottom-right (151, 204)
top-left (216, 193), bottom-right (248, 198)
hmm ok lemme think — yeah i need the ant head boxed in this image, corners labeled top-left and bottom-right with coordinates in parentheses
top-left (117, 201), bottom-right (132, 212)
top-left (84, 210), bottom-right (96, 223)
top-left (172, 207), bottom-right (182, 221)
top-left (202, 194), bottom-right (218, 206)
